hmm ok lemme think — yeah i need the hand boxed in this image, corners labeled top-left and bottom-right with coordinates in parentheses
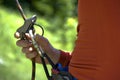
top-left (14, 32), bottom-right (60, 64)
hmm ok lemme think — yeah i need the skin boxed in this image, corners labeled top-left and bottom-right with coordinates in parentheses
top-left (14, 32), bottom-right (60, 64)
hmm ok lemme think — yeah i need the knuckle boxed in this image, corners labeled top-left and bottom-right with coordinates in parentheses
top-left (26, 53), bottom-right (32, 59)
top-left (22, 48), bottom-right (26, 53)
top-left (16, 40), bottom-right (21, 46)
top-left (22, 47), bottom-right (28, 53)
top-left (22, 48), bottom-right (25, 53)
top-left (26, 52), bottom-right (37, 59)
top-left (26, 54), bottom-right (30, 59)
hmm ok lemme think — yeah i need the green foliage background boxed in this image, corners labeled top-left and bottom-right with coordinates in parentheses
top-left (0, 0), bottom-right (78, 80)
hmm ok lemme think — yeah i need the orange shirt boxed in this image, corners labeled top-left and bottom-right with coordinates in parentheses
top-left (59, 0), bottom-right (120, 80)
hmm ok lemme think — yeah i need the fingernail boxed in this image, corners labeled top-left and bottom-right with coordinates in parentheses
top-left (15, 32), bottom-right (20, 38)
top-left (25, 33), bottom-right (29, 36)
top-left (29, 47), bottom-right (33, 52)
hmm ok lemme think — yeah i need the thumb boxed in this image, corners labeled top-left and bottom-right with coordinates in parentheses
top-left (35, 34), bottom-right (42, 42)
top-left (14, 32), bottom-right (20, 39)
top-left (35, 34), bottom-right (49, 44)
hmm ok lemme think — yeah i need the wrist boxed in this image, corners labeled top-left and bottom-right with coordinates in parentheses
top-left (47, 47), bottom-right (61, 64)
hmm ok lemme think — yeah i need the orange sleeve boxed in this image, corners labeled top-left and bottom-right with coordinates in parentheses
top-left (58, 50), bottom-right (72, 67)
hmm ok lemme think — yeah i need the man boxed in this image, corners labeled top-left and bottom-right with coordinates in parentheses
top-left (15, 0), bottom-right (120, 80)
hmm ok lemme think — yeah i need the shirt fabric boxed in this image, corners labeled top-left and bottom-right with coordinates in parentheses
top-left (58, 0), bottom-right (120, 80)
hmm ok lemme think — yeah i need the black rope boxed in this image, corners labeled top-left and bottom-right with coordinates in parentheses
top-left (16, 0), bottom-right (26, 20)
top-left (43, 53), bottom-right (56, 69)
top-left (40, 56), bottom-right (50, 79)
top-left (32, 59), bottom-right (36, 80)
top-left (40, 53), bottom-right (56, 80)
top-left (15, 0), bottom-right (36, 80)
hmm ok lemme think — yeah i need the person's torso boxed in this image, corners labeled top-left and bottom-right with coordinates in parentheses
top-left (69, 0), bottom-right (120, 80)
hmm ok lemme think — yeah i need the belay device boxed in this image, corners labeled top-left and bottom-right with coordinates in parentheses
top-left (15, 0), bottom-right (77, 80)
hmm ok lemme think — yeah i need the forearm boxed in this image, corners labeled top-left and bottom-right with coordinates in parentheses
top-left (45, 46), bottom-right (72, 66)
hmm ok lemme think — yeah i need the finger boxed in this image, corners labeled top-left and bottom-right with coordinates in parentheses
top-left (16, 40), bottom-right (32, 47)
top-left (22, 47), bottom-right (34, 53)
top-left (35, 34), bottom-right (49, 44)
top-left (35, 34), bottom-right (42, 41)
top-left (26, 51), bottom-right (38, 59)
top-left (25, 33), bottom-right (32, 40)
top-left (14, 32), bottom-right (20, 39)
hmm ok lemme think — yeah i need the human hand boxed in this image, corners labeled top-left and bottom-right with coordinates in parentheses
top-left (14, 32), bottom-right (60, 64)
